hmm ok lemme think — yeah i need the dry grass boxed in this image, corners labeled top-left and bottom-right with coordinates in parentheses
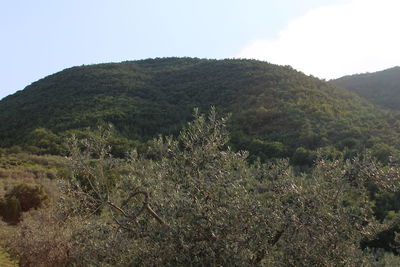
top-left (0, 151), bottom-right (70, 266)
top-left (0, 248), bottom-right (18, 267)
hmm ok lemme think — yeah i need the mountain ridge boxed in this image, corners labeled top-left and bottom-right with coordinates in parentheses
top-left (331, 66), bottom-right (400, 110)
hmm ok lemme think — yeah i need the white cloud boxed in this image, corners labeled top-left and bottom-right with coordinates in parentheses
top-left (236, 0), bottom-right (400, 79)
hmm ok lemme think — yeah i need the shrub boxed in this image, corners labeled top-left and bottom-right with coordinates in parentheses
top-left (1, 196), bottom-right (22, 224)
top-left (5, 183), bottom-right (48, 212)
top-left (0, 198), bottom-right (4, 219)
top-left (7, 208), bottom-right (71, 267)
top-left (1, 183), bottom-right (48, 224)
top-left (291, 146), bottom-right (316, 166)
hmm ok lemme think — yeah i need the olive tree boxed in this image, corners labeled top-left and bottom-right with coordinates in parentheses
top-left (62, 108), bottom-right (400, 266)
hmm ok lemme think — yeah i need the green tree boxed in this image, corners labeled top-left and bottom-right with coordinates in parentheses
top-left (25, 128), bottom-right (65, 155)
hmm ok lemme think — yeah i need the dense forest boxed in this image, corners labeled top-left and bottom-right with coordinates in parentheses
top-left (332, 66), bottom-right (400, 110)
top-left (1, 58), bottom-right (400, 164)
top-left (2, 58), bottom-right (400, 266)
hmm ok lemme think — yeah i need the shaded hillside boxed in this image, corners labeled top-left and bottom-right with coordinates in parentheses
top-left (331, 66), bottom-right (400, 110)
top-left (1, 58), bottom-right (400, 161)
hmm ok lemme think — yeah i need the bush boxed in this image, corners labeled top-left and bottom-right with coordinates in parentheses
top-left (7, 208), bottom-right (71, 267)
top-left (291, 146), bottom-right (316, 166)
top-left (1, 183), bottom-right (48, 224)
top-left (1, 196), bottom-right (22, 224)
top-left (5, 183), bottom-right (48, 212)
top-left (0, 198), bottom-right (3, 214)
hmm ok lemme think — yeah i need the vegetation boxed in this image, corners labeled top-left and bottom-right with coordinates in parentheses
top-left (0, 152), bottom-right (65, 224)
top-left (2, 58), bottom-right (400, 163)
top-left (0, 248), bottom-right (17, 267)
top-left (0, 183), bottom-right (48, 224)
top-left (0, 151), bottom-right (68, 266)
top-left (2, 58), bottom-right (400, 265)
top-left (332, 66), bottom-right (400, 110)
top-left (1, 110), bottom-right (400, 266)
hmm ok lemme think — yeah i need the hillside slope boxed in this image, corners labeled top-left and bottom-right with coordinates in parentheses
top-left (1, 58), bottom-right (400, 161)
top-left (331, 66), bottom-right (400, 110)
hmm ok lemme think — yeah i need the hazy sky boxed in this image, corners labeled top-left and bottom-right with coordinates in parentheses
top-left (238, 0), bottom-right (400, 79)
top-left (1, 0), bottom-right (397, 100)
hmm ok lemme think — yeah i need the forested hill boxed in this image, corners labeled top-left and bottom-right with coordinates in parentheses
top-left (1, 58), bottom-right (400, 162)
top-left (331, 66), bottom-right (400, 110)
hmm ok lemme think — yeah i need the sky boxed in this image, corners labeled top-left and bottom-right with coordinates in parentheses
top-left (1, 0), bottom-right (398, 100)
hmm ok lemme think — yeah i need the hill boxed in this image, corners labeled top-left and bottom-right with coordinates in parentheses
top-left (331, 66), bottom-right (400, 110)
top-left (1, 58), bottom-right (400, 162)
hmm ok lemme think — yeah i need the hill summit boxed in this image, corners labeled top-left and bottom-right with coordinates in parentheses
top-left (1, 58), bottom-right (399, 162)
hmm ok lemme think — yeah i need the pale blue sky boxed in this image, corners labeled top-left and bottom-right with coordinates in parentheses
top-left (1, 0), bottom-right (353, 99)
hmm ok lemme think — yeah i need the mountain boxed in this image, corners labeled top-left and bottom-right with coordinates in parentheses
top-left (1, 58), bottom-right (400, 162)
top-left (331, 66), bottom-right (400, 110)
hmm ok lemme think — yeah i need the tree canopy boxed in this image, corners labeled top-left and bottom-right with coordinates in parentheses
top-left (1, 58), bottom-right (400, 163)
top-left (332, 66), bottom-right (400, 110)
